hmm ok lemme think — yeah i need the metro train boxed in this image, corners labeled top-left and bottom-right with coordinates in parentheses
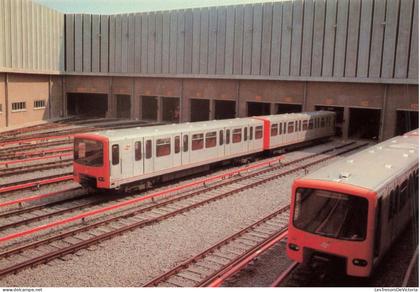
top-left (73, 111), bottom-right (335, 190)
top-left (287, 129), bottom-right (419, 277)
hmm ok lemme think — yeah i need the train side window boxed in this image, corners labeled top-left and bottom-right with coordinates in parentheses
top-left (299, 120), bottom-right (302, 131)
top-left (271, 124), bottom-right (278, 136)
top-left (374, 198), bottom-right (382, 257)
top-left (156, 138), bottom-right (171, 157)
top-left (219, 130), bottom-right (224, 145)
top-left (146, 140), bottom-right (152, 159)
top-left (295, 121), bottom-right (298, 131)
top-left (192, 133), bottom-right (204, 150)
top-left (284, 122), bottom-right (287, 133)
top-left (232, 128), bottom-right (242, 143)
top-left (321, 118), bottom-right (325, 127)
top-left (278, 123), bottom-right (282, 134)
top-left (174, 136), bottom-right (180, 154)
top-left (288, 122), bottom-right (294, 133)
top-left (400, 180), bottom-right (408, 211)
top-left (134, 141), bottom-right (142, 161)
top-left (388, 190), bottom-right (395, 221)
top-left (302, 120), bottom-right (308, 130)
top-left (250, 126), bottom-right (253, 140)
top-left (255, 126), bottom-right (263, 139)
top-left (205, 132), bottom-right (217, 148)
top-left (112, 144), bottom-right (119, 165)
top-left (226, 129), bottom-right (230, 144)
top-left (244, 127), bottom-right (248, 141)
top-left (309, 119), bottom-right (314, 129)
top-left (183, 135), bottom-right (189, 152)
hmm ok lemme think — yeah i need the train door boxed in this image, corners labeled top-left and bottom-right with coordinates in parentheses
top-left (143, 138), bottom-right (154, 174)
top-left (243, 126), bottom-right (249, 154)
top-left (224, 128), bottom-right (232, 157)
top-left (218, 129), bottom-right (225, 158)
top-left (181, 133), bottom-right (190, 165)
top-left (133, 139), bottom-right (144, 177)
top-left (154, 135), bottom-right (172, 172)
top-left (173, 135), bottom-right (181, 168)
top-left (110, 140), bottom-right (133, 181)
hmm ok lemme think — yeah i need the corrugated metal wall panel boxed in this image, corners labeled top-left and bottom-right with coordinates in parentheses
top-left (322, 0), bottom-right (337, 77)
top-left (216, 7), bottom-right (227, 75)
top-left (260, 3), bottom-right (272, 76)
top-left (233, 6), bottom-right (244, 75)
top-left (369, 0), bottom-right (386, 78)
top-left (155, 12), bottom-right (163, 74)
top-left (183, 10), bottom-right (193, 74)
top-left (408, 0), bottom-right (419, 79)
top-left (121, 14), bottom-right (129, 73)
top-left (0, 0), bottom-right (417, 84)
top-left (100, 15), bottom-right (109, 73)
top-left (394, 0), bottom-right (414, 78)
top-left (148, 13), bottom-right (156, 74)
top-left (290, 0), bottom-right (303, 76)
top-left (381, 0), bottom-right (399, 78)
top-left (208, 7), bottom-right (217, 74)
top-left (224, 6), bottom-right (235, 75)
top-left (280, 1), bottom-right (292, 76)
top-left (356, 0), bottom-right (373, 78)
top-left (176, 11), bottom-right (185, 74)
top-left (301, 0), bottom-right (314, 77)
top-left (91, 15), bottom-right (100, 73)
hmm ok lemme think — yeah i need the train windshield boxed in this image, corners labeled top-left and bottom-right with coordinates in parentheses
top-left (74, 138), bottom-right (104, 167)
top-left (293, 188), bottom-right (368, 241)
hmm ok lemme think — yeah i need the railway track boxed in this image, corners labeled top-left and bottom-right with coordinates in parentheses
top-left (0, 174), bottom-right (73, 194)
top-left (144, 207), bottom-right (290, 287)
top-left (0, 140), bottom-right (72, 156)
top-left (0, 159), bottom-right (72, 177)
top-left (0, 141), bottom-right (367, 279)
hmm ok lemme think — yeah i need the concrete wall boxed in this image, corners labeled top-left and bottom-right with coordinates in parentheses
top-left (0, 0), bottom-right (65, 73)
top-left (65, 0), bottom-right (419, 84)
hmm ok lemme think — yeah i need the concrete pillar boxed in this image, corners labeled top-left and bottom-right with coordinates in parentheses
top-left (157, 96), bottom-right (163, 122)
top-left (342, 107), bottom-right (350, 140)
top-left (62, 76), bottom-right (67, 117)
top-left (130, 78), bottom-right (137, 120)
top-left (209, 99), bottom-right (215, 120)
top-left (270, 103), bottom-right (276, 115)
top-left (138, 96), bottom-right (143, 120)
top-left (379, 85), bottom-right (389, 141)
top-left (181, 97), bottom-right (190, 122)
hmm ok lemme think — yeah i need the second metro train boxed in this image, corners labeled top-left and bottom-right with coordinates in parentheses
top-left (73, 111), bottom-right (335, 190)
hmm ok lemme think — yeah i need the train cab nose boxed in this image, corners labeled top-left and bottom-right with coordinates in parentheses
top-left (73, 135), bottom-right (109, 189)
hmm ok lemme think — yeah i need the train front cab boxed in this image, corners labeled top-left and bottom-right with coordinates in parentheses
top-left (73, 134), bottom-right (110, 189)
top-left (287, 179), bottom-right (377, 277)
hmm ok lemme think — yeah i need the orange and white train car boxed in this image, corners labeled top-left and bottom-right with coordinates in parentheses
top-left (287, 130), bottom-right (419, 277)
top-left (73, 111), bottom-right (335, 190)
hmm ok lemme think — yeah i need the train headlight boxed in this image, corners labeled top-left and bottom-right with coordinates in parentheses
top-left (288, 243), bottom-right (300, 251)
top-left (352, 259), bottom-right (368, 267)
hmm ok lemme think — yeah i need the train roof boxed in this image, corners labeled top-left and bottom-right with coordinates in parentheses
top-left (259, 110), bottom-right (334, 121)
top-left (79, 111), bottom-right (334, 141)
top-left (84, 116), bottom-right (263, 140)
top-left (301, 132), bottom-right (419, 193)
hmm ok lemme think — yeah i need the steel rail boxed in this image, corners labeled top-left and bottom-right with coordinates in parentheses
top-left (270, 262), bottom-right (300, 287)
top-left (0, 174), bottom-right (73, 194)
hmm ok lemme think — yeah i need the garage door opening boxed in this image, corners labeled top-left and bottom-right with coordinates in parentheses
top-left (215, 100), bottom-right (236, 120)
top-left (190, 99), bottom-right (210, 122)
top-left (67, 93), bottom-right (108, 117)
top-left (396, 110), bottom-right (419, 135)
top-left (276, 103), bottom-right (302, 114)
top-left (247, 102), bottom-right (270, 116)
top-left (349, 108), bottom-right (381, 140)
top-left (162, 97), bottom-right (180, 123)
top-left (116, 95), bottom-right (131, 119)
top-left (316, 105), bottom-right (344, 137)
top-left (142, 96), bottom-right (158, 121)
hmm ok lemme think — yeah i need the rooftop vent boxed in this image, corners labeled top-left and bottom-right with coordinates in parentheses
top-left (385, 164), bottom-right (392, 169)
top-left (339, 172), bottom-right (351, 179)
top-left (347, 159), bottom-right (354, 164)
